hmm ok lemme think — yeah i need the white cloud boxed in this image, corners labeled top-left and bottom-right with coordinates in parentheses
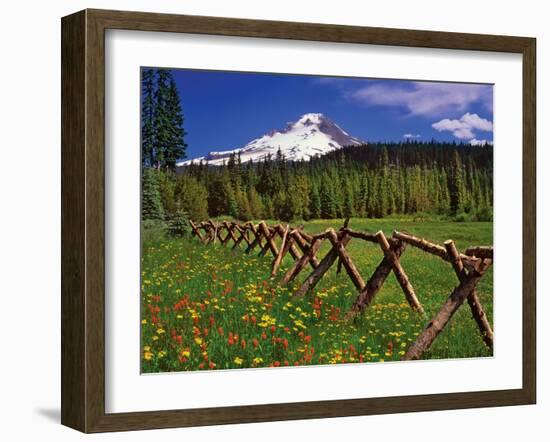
top-left (460, 112), bottom-right (493, 131)
top-left (469, 138), bottom-right (493, 146)
top-left (403, 133), bottom-right (421, 139)
top-left (351, 82), bottom-right (493, 117)
top-left (432, 113), bottom-right (493, 140)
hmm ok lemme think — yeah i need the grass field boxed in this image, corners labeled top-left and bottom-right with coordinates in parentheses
top-left (141, 217), bottom-right (493, 373)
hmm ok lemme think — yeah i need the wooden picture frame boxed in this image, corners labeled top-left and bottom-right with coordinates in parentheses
top-left (61, 8), bottom-right (536, 433)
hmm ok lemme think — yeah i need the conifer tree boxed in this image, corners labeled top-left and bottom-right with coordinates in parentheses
top-left (152, 69), bottom-right (171, 169)
top-left (309, 184), bottom-right (321, 219)
top-left (141, 68), bottom-right (155, 168)
top-left (320, 175), bottom-right (337, 219)
top-left (448, 149), bottom-right (465, 215)
top-left (163, 76), bottom-right (187, 170)
top-left (141, 168), bottom-right (165, 220)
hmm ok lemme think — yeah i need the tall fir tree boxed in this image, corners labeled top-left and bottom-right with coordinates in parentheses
top-left (152, 69), bottom-right (171, 169)
top-left (448, 149), bottom-right (465, 215)
top-left (163, 76), bottom-right (187, 170)
top-left (141, 168), bottom-right (165, 220)
top-left (141, 69), bottom-right (155, 168)
top-left (309, 184), bottom-right (321, 219)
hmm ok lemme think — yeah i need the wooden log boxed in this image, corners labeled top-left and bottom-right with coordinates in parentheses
top-left (341, 228), bottom-right (378, 243)
top-left (280, 236), bottom-right (323, 285)
top-left (403, 259), bottom-right (491, 360)
top-left (294, 234), bottom-right (352, 297)
top-left (260, 221), bottom-right (279, 256)
top-left (445, 240), bottom-right (494, 350)
top-left (202, 225), bottom-right (214, 244)
top-left (292, 230), bottom-right (319, 268)
top-left (235, 224), bottom-right (251, 245)
top-left (231, 224), bottom-right (250, 249)
top-left (394, 230), bottom-right (480, 269)
top-left (188, 220), bottom-right (204, 241)
top-left (271, 225), bottom-right (290, 277)
top-left (327, 229), bottom-right (365, 291)
top-left (336, 218), bottom-right (350, 274)
top-left (351, 240), bottom-right (406, 313)
top-left (298, 229), bottom-right (314, 244)
top-left (223, 221), bottom-right (239, 244)
top-left (393, 230), bottom-right (448, 260)
top-left (276, 224), bottom-right (300, 261)
top-left (465, 246), bottom-right (494, 260)
top-left (220, 231), bottom-right (232, 245)
top-left (245, 224), bottom-right (263, 253)
top-left (376, 231), bottom-right (424, 315)
top-left (207, 220), bottom-right (218, 244)
top-left (258, 222), bottom-right (279, 257)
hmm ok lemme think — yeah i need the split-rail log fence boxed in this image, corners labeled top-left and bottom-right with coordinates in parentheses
top-left (188, 219), bottom-right (494, 361)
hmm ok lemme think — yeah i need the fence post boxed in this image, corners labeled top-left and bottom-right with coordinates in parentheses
top-left (280, 234), bottom-right (323, 285)
top-left (445, 240), bottom-right (493, 350)
top-left (258, 222), bottom-right (279, 257)
top-left (294, 232), bottom-right (351, 297)
top-left (188, 220), bottom-right (204, 241)
top-left (376, 231), bottom-right (424, 315)
top-left (336, 218), bottom-right (350, 275)
top-left (351, 240), bottom-right (406, 313)
top-left (271, 225), bottom-right (290, 277)
top-left (327, 229), bottom-right (365, 291)
top-left (403, 259), bottom-right (491, 360)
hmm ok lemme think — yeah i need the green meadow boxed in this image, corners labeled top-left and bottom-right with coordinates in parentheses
top-left (141, 217), bottom-right (493, 373)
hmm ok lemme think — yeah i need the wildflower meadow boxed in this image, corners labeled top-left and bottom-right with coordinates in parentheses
top-left (141, 218), bottom-right (493, 373)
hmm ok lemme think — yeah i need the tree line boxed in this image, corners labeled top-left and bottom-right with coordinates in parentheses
top-left (143, 141), bottom-right (493, 223)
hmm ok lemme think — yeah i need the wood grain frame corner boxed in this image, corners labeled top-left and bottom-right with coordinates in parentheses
top-left (61, 8), bottom-right (536, 433)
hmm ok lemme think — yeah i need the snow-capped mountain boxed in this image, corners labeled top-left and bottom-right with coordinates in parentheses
top-left (177, 113), bottom-right (365, 166)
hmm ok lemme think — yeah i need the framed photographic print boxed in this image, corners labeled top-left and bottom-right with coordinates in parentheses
top-left (61, 9), bottom-right (536, 433)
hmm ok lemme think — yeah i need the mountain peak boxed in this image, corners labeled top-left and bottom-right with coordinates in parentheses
top-left (178, 113), bottom-right (365, 167)
top-left (296, 112), bottom-right (326, 124)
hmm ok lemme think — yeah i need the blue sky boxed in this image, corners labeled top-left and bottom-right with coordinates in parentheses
top-left (159, 68), bottom-right (493, 159)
